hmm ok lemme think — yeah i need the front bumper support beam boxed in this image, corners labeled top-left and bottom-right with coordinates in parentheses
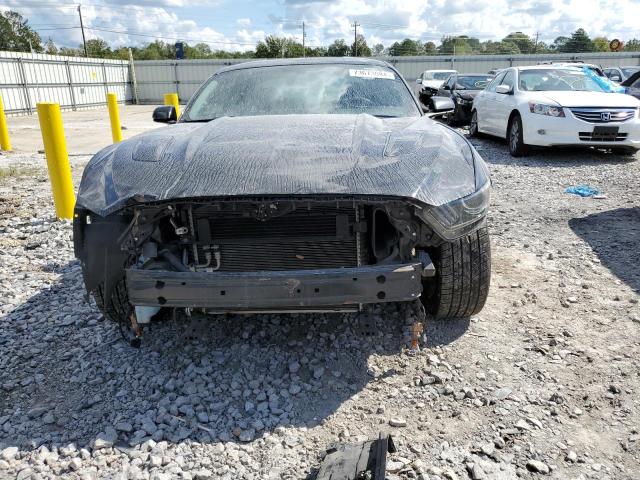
top-left (126, 262), bottom-right (424, 310)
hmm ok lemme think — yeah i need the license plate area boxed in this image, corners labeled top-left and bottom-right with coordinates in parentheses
top-left (592, 126), bottom-right (619, 141)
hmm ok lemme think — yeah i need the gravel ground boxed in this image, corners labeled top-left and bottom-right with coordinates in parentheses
top-left (0, 133), bottom-right (639, 480)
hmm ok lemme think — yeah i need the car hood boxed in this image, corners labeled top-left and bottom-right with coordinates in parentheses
top-left (455, 90), bottom-right (481, 101)
top-left (77, 114), bottom-right (479, 216)
top-left (528, 91), bottom-right (640, 108)
top-left (422, 79), bottom-right (446, 89)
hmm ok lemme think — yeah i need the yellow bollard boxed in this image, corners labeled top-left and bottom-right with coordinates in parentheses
top-left (106, 92), bottom-right (123, 143)
top-left (37, 103), bottom-right (75, 220)
top-left (163, 93), bottom-right (180, 118)
top-left (0, 95), bottom-right (11, 151)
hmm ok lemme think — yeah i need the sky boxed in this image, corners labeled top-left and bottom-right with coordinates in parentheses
top-left (3, 0), bottom-right (640, 51)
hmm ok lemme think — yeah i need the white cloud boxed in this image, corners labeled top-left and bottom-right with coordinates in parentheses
top-left (4, 0), bottom-right (640, 52)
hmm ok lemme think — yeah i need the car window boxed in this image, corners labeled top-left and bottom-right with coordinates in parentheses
top-left (486, 71), bottom-right (507, 92)
top-left (455, 75), bottom-right (493, 90)
top-left (632, 77), bottom-right (640, 88)
top-left (622, 67), bottom-right (640, 76)
top-left (446, 75), bottom-right (456, 89)
top-left (502, 70), bottom-right (516, 89)
top-left (518, 68), bottom-right (606, 92)
top-left (184, 64), bottom-right (421, 120)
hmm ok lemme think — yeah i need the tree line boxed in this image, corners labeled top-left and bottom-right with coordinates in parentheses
top-left (3, 10), bottom-right (640, 61)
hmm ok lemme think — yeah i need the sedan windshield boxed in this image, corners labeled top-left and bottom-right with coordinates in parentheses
top-left (184, 64), bottom-right (420, 121)
top-left (424, 71), bottom-right (455, 80)
top-left (622, 67), bottom-right (640, 77)
top-left (455, 75), bottom-right (493, 90)
top-left (519, 69), bottom-right (606, 92)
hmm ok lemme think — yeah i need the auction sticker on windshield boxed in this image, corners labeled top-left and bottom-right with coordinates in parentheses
top-left (349, 69), bottom-right (395, 80)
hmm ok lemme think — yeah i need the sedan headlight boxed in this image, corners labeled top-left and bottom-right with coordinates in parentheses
top-left (529, 102), bottom-right (565, 117)
top-left (456, 96), bottom-right (473, 105)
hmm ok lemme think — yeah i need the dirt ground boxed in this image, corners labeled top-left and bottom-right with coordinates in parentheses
top-left (0, 112), bottom-right (638, 480)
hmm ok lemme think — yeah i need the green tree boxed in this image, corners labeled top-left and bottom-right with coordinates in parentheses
top-left (388, 38), bottom-right (423, 56)
top-left (502, 32), bottom-right (534, 53)
top-left (624, 39), bottom-right (640, 51)
top-left (550, 36), bottom-right (569, 51)
top-left (372, 43), bottom-right (385, 56)
top-left (44, 38), bottom-right (58, 55)
top-left (439, 36), bottom-right (476, 55)
top-left (0, 11), bottom-right (43, 52)
top-left (592, 36), bottom-right (609, 52)
top-left (351, 34), bottom-right (371, 56)
top-left (136, 40), bottom-right (174, 60)
top-left (327, 39), bottom-right (350, 57)
top-left (481, 40), bottom-right (521, 55)
top-left (561, 28), bottom-right (594, 52)
top-left (85, 38), bottom-right (111, 58)
top-left (423, 41), bottom-right (437, 55)
top-left (255, 36), bottom-right (304, 58)
top-left (59, 46), bottom-right (81, 56)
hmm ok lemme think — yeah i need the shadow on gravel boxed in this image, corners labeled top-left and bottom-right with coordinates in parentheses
top-left (467, 135), bottom-right (638, 167)
top-left (0, 261), bottom-right (468, 453)
top-left (569, 207), bottom-right (640, 293)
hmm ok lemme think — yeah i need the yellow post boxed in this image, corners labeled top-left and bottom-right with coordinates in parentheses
top-left (37, 103), bottom-right (75, 220)
top-left (0, 95), bottom-right (11, 151)
top-left (106, 92), bottom-right (123, 143)
top-left (163, 93), bottom-right (180, 118)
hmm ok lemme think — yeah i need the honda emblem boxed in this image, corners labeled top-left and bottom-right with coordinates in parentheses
top-left (600, 112), bottom-right (610, 122)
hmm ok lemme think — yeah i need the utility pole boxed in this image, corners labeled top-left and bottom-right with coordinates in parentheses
top-left (352, 21), bottom-right (360, 56)
top-left (534, 32), bottom-right (539, 53)
top-left (78, 4), bottom-right (88, 57)
top-left (302, 21), bottom-right (306, 57)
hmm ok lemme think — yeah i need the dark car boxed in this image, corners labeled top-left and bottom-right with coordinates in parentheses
top-left (435, 73), bottom-right (493, 126)
top-left (621, 70), bottom-right (640, 100)
top-left (73, 58), bottom-right (491, 335)
top-left (604, 66), bottom-right (640, 83)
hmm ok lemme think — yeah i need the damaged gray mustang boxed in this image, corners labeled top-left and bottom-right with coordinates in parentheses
top-left (73, 57), bottom-right (491, 335)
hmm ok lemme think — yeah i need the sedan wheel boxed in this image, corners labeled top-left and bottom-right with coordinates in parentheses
top-left (508, 114), bottom-right (528, 157)
top-left (469, 110), bottom-right (479, 137)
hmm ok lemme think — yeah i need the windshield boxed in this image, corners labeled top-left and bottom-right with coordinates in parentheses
top-left (518, 69), bottom-right (606, 92)
top-left (455, 75), bottom-right (493, 90)
top-left (184, 64), bottom-right (420, 121)
top-left (622, 67), bottom-right (640, 76)
top-left (424, 71), bottom-right (455, 80)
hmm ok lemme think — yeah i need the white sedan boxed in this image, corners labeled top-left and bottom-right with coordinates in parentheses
top-left (470, 66), bottom-right (640, 156)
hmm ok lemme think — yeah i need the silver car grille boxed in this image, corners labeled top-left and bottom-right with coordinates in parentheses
top-left (570, 108), bottom-right (637, 123)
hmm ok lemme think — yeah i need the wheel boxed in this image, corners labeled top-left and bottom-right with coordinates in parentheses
top-left (446, 106), bottom-right (458, 127)
top-left (94, 279), bottom-right (129, 323)
top-left (422, 227), bottom-right (491, 319)
top-left (468, 110), bottom-right (480, 137)
top-left (508, 114), bottom-right (528, 157)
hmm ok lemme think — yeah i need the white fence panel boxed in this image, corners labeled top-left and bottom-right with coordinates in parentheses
top-left (133, 52), bottom-right (640, 105)
top-left (0, 51), bottom-right (132, 115)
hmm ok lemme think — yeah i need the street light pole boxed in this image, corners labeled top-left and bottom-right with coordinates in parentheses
top-left (78, 4), bottom-right (88, 57)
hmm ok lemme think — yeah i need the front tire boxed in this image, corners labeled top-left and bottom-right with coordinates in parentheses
top-left (469, 110), bottom-right (480, 137)
top-left (94, 280), bottom-right (129, 323)
top-left (508, 114), bottom-right (528, 157)
top-left (422, 227), bottom-right (491, 319)
top-left (611, 147), bottom-right (639, 157)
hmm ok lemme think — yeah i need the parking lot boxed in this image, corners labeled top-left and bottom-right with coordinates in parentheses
top-left (0, 106), bottom-right (639, 479)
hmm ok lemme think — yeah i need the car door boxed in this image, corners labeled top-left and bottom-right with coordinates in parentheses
top-left (480, 71), bottom-right (506, 135)
top-left (493, 69), bottom-right (517, 138)
top-left (436, 75), bottom-right (455, 98)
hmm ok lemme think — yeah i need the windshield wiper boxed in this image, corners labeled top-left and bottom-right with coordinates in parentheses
top-left (371, 114), bottom-right (400, 118)
top-left (183, 115), bottom-right (232, 123)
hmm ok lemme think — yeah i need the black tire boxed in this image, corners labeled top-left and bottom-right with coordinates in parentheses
top-left (422, 227), bottom-right (491, 319)
top-left (446, 107), bottom-right (459, 127)
top-left (468, 110), bottom-right (480, 137)
top-left (94, 279), bottom-right (129, 323)
top-left (508, 114), bottom-right (528, 157)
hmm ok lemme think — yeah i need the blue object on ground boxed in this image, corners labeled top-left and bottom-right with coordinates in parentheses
top-left (565, 185), bottom-right (599, 197)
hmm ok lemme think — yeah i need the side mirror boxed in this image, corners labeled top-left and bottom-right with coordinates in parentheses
top-left (153, 106), bottom-right (177, 123)
top-left (416, 78), bottom-right (422, 84)
top-left (428, 96), bottom-right (456, 117)
top-left (495, 84), bottom-right (512, 94)
top-left (443, 84), bottom-right (451, 90)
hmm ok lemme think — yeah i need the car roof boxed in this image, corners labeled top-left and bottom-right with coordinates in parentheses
top-left (513, 65), bottom-right (585, 71)
top-left (424, 69), bottom-right (457, 72)
top-left (215, 57), bottom-right (393, 75)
